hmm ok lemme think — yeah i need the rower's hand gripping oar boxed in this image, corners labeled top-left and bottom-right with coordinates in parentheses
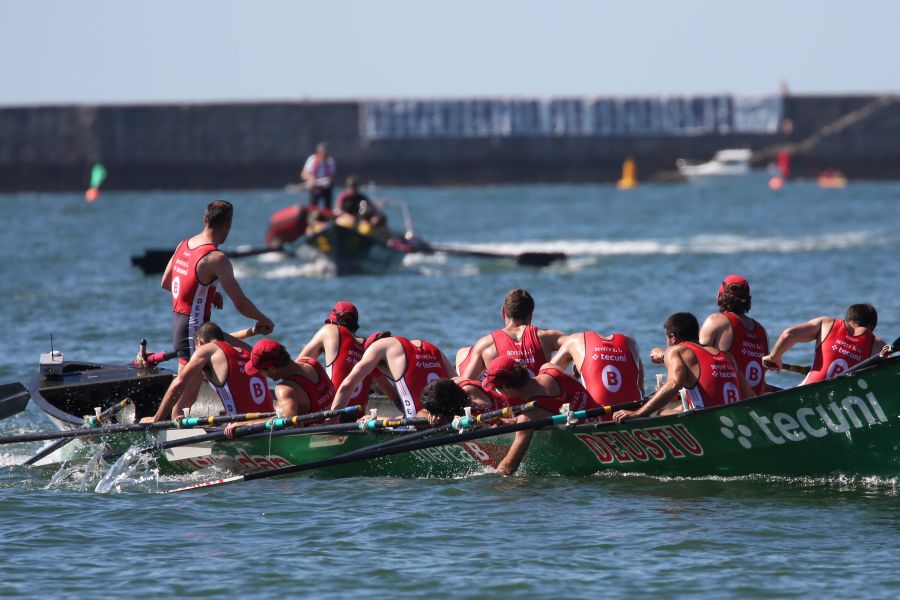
top-left (762, 359), bottom-right (811, 375)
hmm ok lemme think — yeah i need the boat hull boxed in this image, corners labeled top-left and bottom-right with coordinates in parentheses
top-left (304, 222), bottom-right (405, 276)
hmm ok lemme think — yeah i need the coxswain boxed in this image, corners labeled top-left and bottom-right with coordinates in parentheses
top-left (613, 312), bottom-right (754, 423)
top-left (697, 275), bottom-right (770, 394)
top-left (140, 321), bottom-right (273, 423)
top-left (330, 332), bottom-right (453, 419)
top-left (301, 142), bottom-right (337, 210)
top-left (224, 338), bottom-right (336, 438)
top-left (457, 289), bottom-right (566, 379)
top-left (550, 330), bottom-right (644, 415)
top-left (162, 200), bottom-right (274, 371)
top-left (763, 303), bottom-right (887, 384)
top-left (482, 356), bottom-right (599, 475)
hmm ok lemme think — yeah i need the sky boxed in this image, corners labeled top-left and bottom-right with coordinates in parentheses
top-left (1, 0), bottom-right (898, 106)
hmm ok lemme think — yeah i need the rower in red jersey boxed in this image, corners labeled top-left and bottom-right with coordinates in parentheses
top-left (224, 338), bottom-right (336, 437)
top-left (140, 321), bottom-right (272, 424)
top-left (161, 200), bottom-right (274, 371)
top-left (481, 356), bottom-right (600, 475)
top-left (697, 275), bottom-right (770, 395)
top-left (614, 312), bottom-right (755, 423)
top-left (456, 289), bottom-right (567, 379)
top-left (763, 303), bottom-right (887, 384)
top-left (551, 330), bottom-right (644, 411)
top-left (296, 301), bottom-right (392, 415)
top-left (330, 332), bottom-right (452, 419)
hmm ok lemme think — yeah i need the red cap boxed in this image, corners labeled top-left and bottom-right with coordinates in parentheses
top-left (363, 330), bottom-right (391, 350)
top-left (245, 338), bottom-right (287, 376)
top-left (325, 301), bottom-right (358, 324)
top-left (482, 356), bottom-right (521, 391)
top-left (718, 274), bottom-right (750, 299)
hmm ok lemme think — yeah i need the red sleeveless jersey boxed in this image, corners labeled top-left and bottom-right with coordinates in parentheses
top-left (681, 342), bottom-right (742, 409)
top-left (579, 332), bottom-right (642, 407)
top-left (324, 325), bottom-right (373, 412)
top-left (457, 378), bottom-right (509, 413)
top-left (804, 320), bottom-right (875, 384)
top-left (283, 358), bottom-right (336, 415)
top-left (529, 366), bottom-right (599, 414)
top-left (490, 325), bottom-right (547, 375)
top-left (723, 312), bottom-right (769, 395)
top-left (208, 342), bottom-right (273, 414)
top-left (170, 238), bottom-right (218, 323)
top-left (388, 337), bottom-right (448, 418)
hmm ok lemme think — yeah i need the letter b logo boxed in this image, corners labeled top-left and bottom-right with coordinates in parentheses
top-left (602, 365), bottom-right (622, 393)
top-left (249, 377), bottom-right (268, 405)
top-left (723, 382), bottom-right (740, 404)
top-left (745, 361), bottom-right (762, 387)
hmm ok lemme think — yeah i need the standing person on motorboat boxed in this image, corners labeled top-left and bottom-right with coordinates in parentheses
top-left (140, 322), bottom-right (273, 424)
top-left (481, 356), bottom-right (599, 475)
top-left (763, 303), bottom-right (887, 384)
top-left (162, 200), bottom-right (275, 371)
top-left (696, 275), bottom-right (770, 395)
top-left (550, 329), bottom-right (644, 415)
top-left (296, 301), bottom-right (395, 416)
top-left (301, 142), bottom-right (337, 210)
top-left (456, 289), bottom-right (567, 380)
top-left (330, 331), bottom-right (453, 420)
top-left (223, 338), bottom-right (336, 437)
top-left (614, 312), bottom-right (755, 423)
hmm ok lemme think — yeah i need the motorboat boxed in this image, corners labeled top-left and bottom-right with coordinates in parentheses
top-left (676, 149), bottom-right (754, 180)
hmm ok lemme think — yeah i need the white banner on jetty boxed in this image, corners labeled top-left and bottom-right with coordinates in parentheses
top-left (360, 95), bottom-right (782, 140)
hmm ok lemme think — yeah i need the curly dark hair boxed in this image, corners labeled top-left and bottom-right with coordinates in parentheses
top-left (846, 303), bottom-right (877, 329)
top-left (717, 293), bottom-right (751, 314)
top-left (420, 379), bottom-right (471, 419)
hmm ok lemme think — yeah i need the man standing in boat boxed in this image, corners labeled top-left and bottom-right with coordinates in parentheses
top-left (301, 142), bottom-right (337, 210)
top-left (140, 321), bottom-right (273, 423)
top-left (457, 289), bottom-right (567, 379)
top-left (330, 331), bottom-right (453, 420)
top-left (162, 200), bottom-right (274, 371)
top-left (613, 312), bottom-right (754, 423)
top-left (550, 329), bottom-right (644, 410)
top-left (763, 303), bottom-right (887, 384)
top-left (481, 356), bottom-right (599, 475)
top-left (697, 275), bottom-right (770, 395)
top-left (224, 338), bottom-right (336, 437)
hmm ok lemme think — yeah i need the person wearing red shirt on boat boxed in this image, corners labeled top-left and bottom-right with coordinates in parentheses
top-left (140, 321), bottom-right (273, 424)
top-left (296, 301), bottom-right (395, 416)
top-left (550, 330), bottom-right (644, 410)
top-left (763, 303), bottom-right (887, 384)
top-left (330, 332), bottom-right (453, 419)
top-left (697, 275), bottom-right (770, 395)
top-left (614, 312), bottom-right (755, 424)
top-left (482, 356), bottom-right (599, 475)
top-left (162, 200), bottom-right (274, 371)
top-left (224, 338), bottom-right (336, 438)
top-left (301, 142), bottom-right (337, 210)
top-left (456, 289), bottom-right (567, 379)
top-left (419, 378), bottom-right (480, 427)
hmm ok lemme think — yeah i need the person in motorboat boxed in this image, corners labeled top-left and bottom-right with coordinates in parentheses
top-left (481, 356), bottom-right (599, 475)
top-left (162, 200), bottom-right (274, 371)
top-left (549, 329), bottom-right (644, 413)
top-left (329, 331), bottom-right (453, 420)
top-left (456, 289), bottom-right (567, 380)
top-left (613, 312), bottom-right (755, 424)
top-left (763, 303), bottom-right (887, 384)
top-left (296, 301), bottom-right (396, 417)
top-left (223, 338), bottom-right (336, 438)
top-left (696, 275), bottom-right (771, 395)
top-left (264, 203), bottom-right (312, 248)
top-left (140, 321), bottom-right (273, 424)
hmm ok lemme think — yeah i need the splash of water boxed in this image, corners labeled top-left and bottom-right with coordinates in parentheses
top-left (94, 446), bottom-right (160, 494)
top-left (46, 448), bottom-right (111, 492)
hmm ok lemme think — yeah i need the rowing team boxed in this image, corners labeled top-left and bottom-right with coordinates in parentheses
top-left (139, 278), bottom-right (890, 475)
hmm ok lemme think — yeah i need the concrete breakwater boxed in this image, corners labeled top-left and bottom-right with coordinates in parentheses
top-left (0, 94), bottom-right (897, 191)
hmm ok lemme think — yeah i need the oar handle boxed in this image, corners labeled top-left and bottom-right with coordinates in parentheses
top-left (763, 359), bottom-right (811, 375)
top-left (84, 397), bottom-right (132, 428)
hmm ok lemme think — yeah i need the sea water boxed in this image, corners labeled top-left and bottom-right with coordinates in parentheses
top-left (1, 182), bottom-right (899, 598)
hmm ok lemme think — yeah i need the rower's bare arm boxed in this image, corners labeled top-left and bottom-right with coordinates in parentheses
top-left (145, 347), bottom-right (212, 422)
top-left (549, 335), bottom-right (576, 370)
top-left (874, 336), bottom-right (889, 358)
top-left (542, 328), bottom-right (568, 357)
top-left (765, 317), bottom-right (827, 368)
top-left (439, 350), bottom-right (456, 377)
top-left (626, 335), bottom-right (645, 396)
top-left (211, 253), bottom-right (274, 334)
top-left (160, 253), bottom-right (175, 292)
top-left (614, 349), bottom-right (682, 422)
top-left (460, 335), bottom-right (491, 379)
top-left (277, 383), bottom-right (309, 419)
top-left (221, 329), bottom-right (256, 352)
top-left (374, 374), bottom-right (399, 402)
top-left (331, 349), bottom-right (383, 410)
top-left (297, 327), bottom-right (327, 362)
top-left (699, 313), bottom-right (728, 348)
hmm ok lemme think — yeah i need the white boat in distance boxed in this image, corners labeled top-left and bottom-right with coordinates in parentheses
top-left (676, 149), bottom-right (754, 180)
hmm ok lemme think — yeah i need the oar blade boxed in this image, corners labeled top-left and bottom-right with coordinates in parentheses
top-left (0, 382), bottom-right (30, 420)
top-left (516, 251), bottom-right (567, 267)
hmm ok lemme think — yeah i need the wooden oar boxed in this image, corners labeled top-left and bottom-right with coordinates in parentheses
top-left (0, 382), bottom-right (30, 420)
top-left (130, 244), bottom-right (288, 276)
top-left (763, 359), bottom-right (811, 375)
top-left (427, 244), bottom-right (566, 268)
top-left (164, 403), bottom-right (633, 493)
top-left (144, 416), bottom-right (427, 462)
top-left (23, 397), bottom-right (134, 466)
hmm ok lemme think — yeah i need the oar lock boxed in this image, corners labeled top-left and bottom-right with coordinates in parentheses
top-left (560, 403), bottom-right (578, 427)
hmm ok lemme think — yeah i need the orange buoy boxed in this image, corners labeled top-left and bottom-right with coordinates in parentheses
top-left (85, 187), bottom-right (100, 202)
